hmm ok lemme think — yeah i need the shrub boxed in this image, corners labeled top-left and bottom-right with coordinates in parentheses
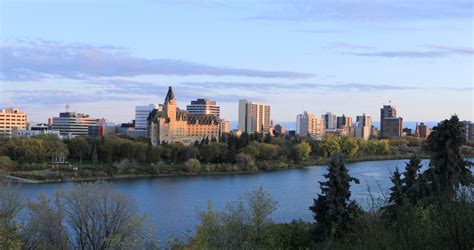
top-left (185, 158), bottom-right (201, 173)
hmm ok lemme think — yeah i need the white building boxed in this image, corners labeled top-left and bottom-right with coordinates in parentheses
top-left (355, 113), bottom-right (372, 140)
top-left (51, 112), bottom-right (99, 137)
top-left (238, 99), bottom-right (271, 134)
top-left (297, 111), bottom-right (325, 139)
top-left (186, 98), bottom-right (220, 119)
top-left (135, 104), bottom-right (161, 130)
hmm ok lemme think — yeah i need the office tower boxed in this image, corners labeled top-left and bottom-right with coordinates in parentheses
top-left (272, 124), bottom-right (286, 136)
top-left (322, 112), bottom-right (337, 130)
top-left (415, 122), bottom-right (430, 138)
top-left (238, 99), bottom-right (271, 134)
top-left (148, 86), bottom-right (221, 146)
top-left (337, 114), bottom-right (352, 129)
top-left (186, 98), bottom-right (220, 119)
top-left (0, 107), bottom-right (28, 137)
top-left (296, 111), bottom-right (325, 138)
top-left (51, 112), bottom-right (99, 137)
top-left (135, 104), bottom-right (161, 130)
top-left (355, 113), bottom-right (372, 140)
top-left (380, 104), bottom-right (403, 138)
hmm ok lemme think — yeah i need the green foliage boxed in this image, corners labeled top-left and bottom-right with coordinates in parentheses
top-left (423, 115), bottom-right (472, 196)
top-left (0, 156), bottom-right (14, 172)
top-left (184, 158), bottom-right (201, 173)
top-left (310, 157), bottom-right (361, 243)
top-left (293, 141), bottom-right (311, 162)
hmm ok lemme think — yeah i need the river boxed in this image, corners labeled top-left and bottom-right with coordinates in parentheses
top-left (16, 159), bottom-right (427, 241)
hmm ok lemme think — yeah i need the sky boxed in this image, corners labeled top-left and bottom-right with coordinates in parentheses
top-left (0, 0), bottom-right (473, 127)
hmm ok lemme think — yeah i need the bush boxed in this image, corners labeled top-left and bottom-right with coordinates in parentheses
top-left (0, 156), bottom-right (14, 172)
top-left (185, 158), bottom-right (201, 173)
top-left (235, 153), bottom-right (256, 171)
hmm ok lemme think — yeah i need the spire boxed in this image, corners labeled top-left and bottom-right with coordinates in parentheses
top-left (165, 86), bottom-right (175, 102)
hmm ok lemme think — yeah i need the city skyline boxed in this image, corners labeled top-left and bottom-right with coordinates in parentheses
top-left (1, 0), bottom-right (473, 123)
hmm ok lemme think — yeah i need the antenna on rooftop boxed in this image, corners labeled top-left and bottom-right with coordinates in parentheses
top-left (65, 104), bottom-right (70, 112)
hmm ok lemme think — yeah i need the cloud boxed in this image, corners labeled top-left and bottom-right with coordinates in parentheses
top-left (343, 45), bottom-right (474, 58)
top-left (0, 40), bottom-right (313, 81)
top-left (326, 42), bottom-right (375, 50)
top-left (246, 0), bottom-right (473, 22)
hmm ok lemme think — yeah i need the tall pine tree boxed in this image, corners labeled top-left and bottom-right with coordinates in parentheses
top-left (424, 115), bottom-right (472, 197)
top-left (309, 157), bottom-right (361, 243)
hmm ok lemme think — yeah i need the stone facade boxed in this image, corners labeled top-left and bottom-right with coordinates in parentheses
top-left (148, 87), bottom-right (220, 146)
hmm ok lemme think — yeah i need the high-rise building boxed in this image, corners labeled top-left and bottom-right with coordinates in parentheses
top-left (135, 104), bottom-right (162, 130)
top-left (337, 114), bottom-right (352, 129)
top-left (415, 122), bottom-right (430, 138)
top-left (187, 98), bottom-right (220, 119)
top-left (51, 112), bottom-right (99, 137)
top-left (271, 124), bottom-right (286, 136)
top-left (322, 112), bottom-right (337, 131)
top-left (355, 113), bottom-right (372, 140)
top-left (219, 119), bottom-right (231, 134)
top-left (380, 104), bottom-right (403, 138)
top-left (148, 86), bottom-right (221, 145)
top-left (238, 99), bottom-right (271, 134)
top-left (462, 121), bottom-right (474, 141)
top-left (296, 111), bottom-right (325, 138)
top-left (0, 107), bottom-right (28, 137)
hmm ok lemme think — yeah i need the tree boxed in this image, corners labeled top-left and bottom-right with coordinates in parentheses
top-left (0, 182), bottom-right (23, 249)
top-left (319, 136), bottom-right (341, 158)
top-left (293, 142), bottom-right (311, 162)
top-left (185, 158), bottom-right (201, 173)
top-left (0, 156), bottom-right (14, 172)
top-left (424, 115), bottom-right (472, 197)
top-left (402, 156), bottom-right (423, 204)
top-left (388, 167), bottom-right (404, 207)
top-left (247, 186), bottom-right (277, 245)
top-left (309, 157), bottom-right (361, 243)
top-left (340, 137), bottom-right (359, 158)
top-left (91, 144), bottom-right (98, 164)
top-left (62, 183), bottom-right (157, 249)
top-left (236, 153), bottom-right (256, 171)
top-left (22, 194), bottom-right (69, 249)
top-left (67, 137), bottom-right (91, 163)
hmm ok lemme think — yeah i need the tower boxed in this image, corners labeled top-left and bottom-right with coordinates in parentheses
top-left (163, 86), bottom-right (176, 121)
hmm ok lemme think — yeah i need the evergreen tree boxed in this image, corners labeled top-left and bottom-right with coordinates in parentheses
top-left (424, 115), bottom-right (472, 197)
top-left (402, 156), bottom-right (422, 204)
top-left (91, 145), bottom-right (98, 164)
top-left (388, 167), bottom-right (404, 207)
top-left (309, 157), bottom-right (361, 243)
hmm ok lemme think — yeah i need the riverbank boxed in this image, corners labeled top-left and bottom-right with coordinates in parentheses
top-left (0, 153), bottom-right (436, 184)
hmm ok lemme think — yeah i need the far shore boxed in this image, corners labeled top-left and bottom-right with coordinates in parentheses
top-left (0, 154), bottom-right (437, 184)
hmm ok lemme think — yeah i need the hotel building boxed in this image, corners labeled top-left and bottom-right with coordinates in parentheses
top-left (0, 108), bottom-right (28, 137)
top-left (238, 99), bottom-right (271, 134)
top-left (148, 87), bottom-right (221, 145)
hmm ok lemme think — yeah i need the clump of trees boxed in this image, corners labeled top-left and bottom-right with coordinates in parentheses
top-left (0, 182), bottom-right (158, 249)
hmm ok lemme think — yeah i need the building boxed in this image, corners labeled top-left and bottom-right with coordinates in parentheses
top-left (462, 121), bottom-right (474, 141)
top-left (355, 113), bottom-right (372, 140)
top-left (219, 119), bottom-right (231, 134)
top-left (15, 123), bottom-right (61, 137)
top-left (51, 112), bottom-right (99, 137)
top-left (148, 86), bottom-right (221, 145)
top-left (135, 104), bottom-right (162, 130)
top-left (238, 99), bottom-right (271, 134)
top-left (296, 111), bottom-right (325, 139)
top-left (403, 128), bottom-right (413, 136)
top-left (0, 107), bottom-right (28, 137)
top-left (88, 124), bottom-right (117, 137)
top-left (337, 114), bottom-right (352, 129)
top-left (271, 124), bottom-right (286, 136)
top-left (380, 104), bottom-right (403, 138)
top-left (322, 112), bottom-right (337, 131)
top-left (382, 117), bottom-right (404, 138)
top-left (415, 122), bottom-right (430, 138)
top-left (187, 98), bottom-right (220, 119)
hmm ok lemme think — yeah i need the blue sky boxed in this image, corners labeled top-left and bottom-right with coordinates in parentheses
top-left (0, 0), bottom-right (473, 126)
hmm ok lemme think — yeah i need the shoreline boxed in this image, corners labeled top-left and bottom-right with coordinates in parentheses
top-left (0, 154), bottom-right (434, 184)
